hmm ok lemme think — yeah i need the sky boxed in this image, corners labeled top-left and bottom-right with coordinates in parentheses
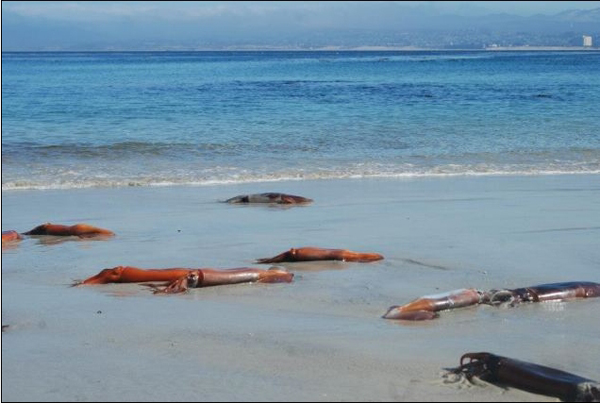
top-left (2, 1), bottom-right (600, 50)
top-left (3, 1), bottom-right (600, 20)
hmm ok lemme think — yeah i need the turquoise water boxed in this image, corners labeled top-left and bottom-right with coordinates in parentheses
top-left (2, 51), bottom-right (600, 190)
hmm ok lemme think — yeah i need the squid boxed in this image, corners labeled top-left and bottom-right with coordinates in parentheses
top-left (224, 192), bottom-right (313, 205)
top-left (74, 266), bottom-right (293, 294)
top-left (23, 223), bottom-right (114, 238)
top-left (75, 266), bottom-right (192, 285)
top-left (2, 230), bottom-right (22, 244)
top-left (150, 268), bottom-right (294, 294)
top-left (383, 282), bottom-right (600, 321)
top-left (451, 352), bottom-right (600, 402)
top-left (485, 281), bottom-right (600, 307)
top-left (382, 288), bottom-right (484, 321)
top-left (256, 247), bottom-right (384, 264)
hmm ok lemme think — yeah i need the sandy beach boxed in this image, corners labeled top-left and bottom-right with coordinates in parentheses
top-left (2, 174), bottom-right (599, 401)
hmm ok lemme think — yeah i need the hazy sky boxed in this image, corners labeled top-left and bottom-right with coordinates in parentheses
top-left (2, 1), bottom-right (599, 50)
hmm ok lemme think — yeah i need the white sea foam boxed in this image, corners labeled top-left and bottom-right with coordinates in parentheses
top-left (3, 166), bottom-right (599, 191)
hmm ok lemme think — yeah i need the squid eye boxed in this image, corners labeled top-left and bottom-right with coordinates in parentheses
top-left (490, 290), bottom-right (515, 306)
top-left (186, 273), bottom-right (200, 287)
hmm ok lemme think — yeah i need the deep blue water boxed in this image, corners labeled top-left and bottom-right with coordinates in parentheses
top-left (2, 51), bottom-right (600, 190)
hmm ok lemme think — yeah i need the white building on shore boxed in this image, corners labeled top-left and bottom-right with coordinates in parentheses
top-left (583, 35), bottom-right (593, 47)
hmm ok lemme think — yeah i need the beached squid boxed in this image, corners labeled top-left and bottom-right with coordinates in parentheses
top-left (382, 288), bottom-right (485, 321)
top-left (485, 281), bottom-right (600, 306)
top-left (75, 266), bottom-right (294, 293)
top-left (448, 352), bottom-right (600, 402)
top-left (24, 223), bottom-right (114, 238)
top-left (257, 247), bottom-right (384, 264)
top-left (225, 192), bottom-right (313, 205)
top-left (383, 281), bottom-right (600, 321)
top-left (2, 230), bottom-right (23, 244)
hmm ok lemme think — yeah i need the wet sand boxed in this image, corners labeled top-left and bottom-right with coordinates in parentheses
top-left (2, 174), bottom-right (599, 401)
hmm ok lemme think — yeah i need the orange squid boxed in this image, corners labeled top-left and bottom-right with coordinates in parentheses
top-left (257, 247), bottom-right (384, 264)
top-left (383, 282), bottom-right (600, 321)
top-left (24, 223), bottom-right (114, 238)
top-left (75, 266), bottom-right (294, 294)
top-left (382, 288), bottom-right (484, 321)
top-left (2, 230), bottom-right (23, 244)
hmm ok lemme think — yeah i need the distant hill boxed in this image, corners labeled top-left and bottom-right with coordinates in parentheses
top-left (2, 4), bottom-right (599, 51)
top-left (555, 7), bottom-right (600, 22)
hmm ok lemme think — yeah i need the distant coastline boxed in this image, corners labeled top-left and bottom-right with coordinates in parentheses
top-left (484, 46), bottom-right (598, 51)
top-left (218, 45), bottom-right (600, 52)
top-left (3, 46), bottom-right (599, 53)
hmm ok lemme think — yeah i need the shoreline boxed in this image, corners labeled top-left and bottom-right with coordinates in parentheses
top-left (3, 170), bottom-right (600, 193)
top-left (3, 47), bottom-right (600, 53)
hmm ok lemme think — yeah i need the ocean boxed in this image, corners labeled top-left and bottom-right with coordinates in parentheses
top-left (2, 50), bottom-right (600, 190)
top-left (3, 50), bottom-right (600, 402)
